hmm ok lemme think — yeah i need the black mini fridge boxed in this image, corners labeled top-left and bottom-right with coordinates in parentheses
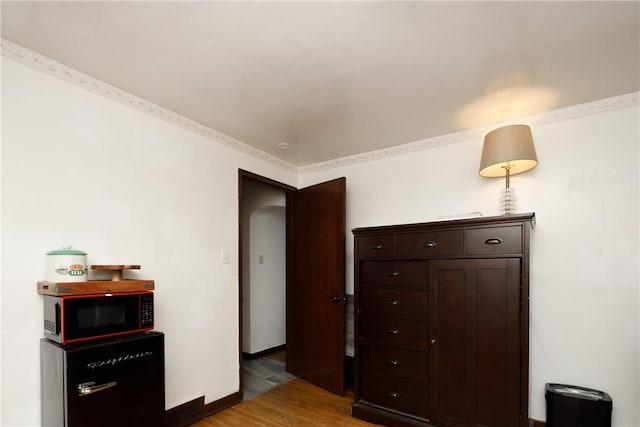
top-left (41, 332), bottom-right (165, 427)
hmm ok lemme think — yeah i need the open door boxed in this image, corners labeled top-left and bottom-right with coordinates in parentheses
top-left (286, 177), bottom-right (346, 396)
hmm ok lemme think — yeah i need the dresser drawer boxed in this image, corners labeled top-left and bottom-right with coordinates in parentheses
top-left (360, 374), bottom-right (429, 418)
top-left (397, 230), bottom-right (463, 258)
top-left (360, 261), bottom-right (428, 288)
top-left (466, 226), bottom-right (522, 255)
top-left (360, 289), bottom-right (427, 321)
top-left (360, 342), bottom-right (428, 385)
top-left (358, 235), bottom-right (395, 258)
top-left (359, 315), bottom-right (428, 350)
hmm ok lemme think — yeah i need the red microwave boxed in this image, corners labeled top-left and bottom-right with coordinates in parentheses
top-left (43, 292), bottom-right (154, 344)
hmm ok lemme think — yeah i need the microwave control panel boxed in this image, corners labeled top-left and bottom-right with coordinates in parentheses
top-left (140, 293), bottom-right (154, 327)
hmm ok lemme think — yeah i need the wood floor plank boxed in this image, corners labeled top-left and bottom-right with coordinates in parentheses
top-left (193, 379), bottom-right (379, 426)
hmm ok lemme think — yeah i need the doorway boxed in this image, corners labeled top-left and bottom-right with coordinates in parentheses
top-left (239, 171), bottom-right (295, 400)
top-left (238, 169), bottom-right (347, 400)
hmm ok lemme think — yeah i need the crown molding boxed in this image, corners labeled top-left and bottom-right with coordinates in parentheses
top-left (299, 91), bottom-right (639, 173)
top-left (1, 38), bottom-right (298, 173)
top-left (3, 38), bottom-right (637, 176)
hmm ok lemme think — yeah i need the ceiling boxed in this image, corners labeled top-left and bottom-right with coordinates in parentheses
top-left (2, 1), bottom-right (639, 166)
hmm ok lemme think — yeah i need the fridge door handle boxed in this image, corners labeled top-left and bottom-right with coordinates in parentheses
top-left (77, 381), bottom-right (117, 396)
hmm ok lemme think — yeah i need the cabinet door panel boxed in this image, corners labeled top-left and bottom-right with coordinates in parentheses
top-left (429, 264), bottom-right (475, 426)
top-left (429, 259), bottom-right (521, 427)
top-left (475, 261), bottom-right (521, 427)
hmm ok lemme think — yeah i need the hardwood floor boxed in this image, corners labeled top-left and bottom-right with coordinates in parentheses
top-left (193, 379), bottom-right (378, 426)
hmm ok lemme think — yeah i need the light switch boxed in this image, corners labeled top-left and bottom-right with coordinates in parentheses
top-left (258, 254), bottom-right (264, 264)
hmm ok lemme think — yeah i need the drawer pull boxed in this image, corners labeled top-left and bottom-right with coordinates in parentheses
top-left (386, 328), bottom-right (400, 335)
top-left (387, 359), bottom-right (400, 366)
top-left (370, 244), bottom-right (383, 250)
top-left (386, 300), bottom-right (400, 306)
top-left (386, 271), bottom-right (400, 277)
top-left (423, 241), bottom-right (437, 248)
top-left (484, 238), bottom-right (502, 245)
top-left (388, 392), bottom-right (399, 399)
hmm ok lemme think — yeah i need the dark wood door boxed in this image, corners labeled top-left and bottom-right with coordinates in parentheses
top-left (429, 259), bottom-right (521, 427)
top-left (286, 177), bottom-right (346, 396)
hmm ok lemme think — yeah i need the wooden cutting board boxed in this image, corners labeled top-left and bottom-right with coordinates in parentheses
top-left (91, 264), bottom-right (141, 281)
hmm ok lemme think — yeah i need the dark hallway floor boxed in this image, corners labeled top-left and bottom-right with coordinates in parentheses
top-left (242, 352), bottom-right (295, 400)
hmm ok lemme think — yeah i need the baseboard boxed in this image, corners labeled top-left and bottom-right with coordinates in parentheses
top-left (204, 390), bottom-right (243, 417)
top-left (166, 396), bottom-right (204, 427)
top-left (166, 391), bottom-right (242, 427)
top-left (530, 419), bottom-right (546, 427)
top-left (352, 402), bottom-right (435, 426)
top-left (243, 344), bottom-right (286, 360)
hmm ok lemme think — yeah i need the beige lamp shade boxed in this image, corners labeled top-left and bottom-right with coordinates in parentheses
top-left (479, 124), bottom-right (538, 177)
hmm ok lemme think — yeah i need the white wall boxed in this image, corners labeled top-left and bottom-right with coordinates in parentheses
top-left (299, 102), bottom-right (640, 426)
top-left (241, 182), bottom-right (286, 354)
top-left (0, 57), bottom-right (297, 426)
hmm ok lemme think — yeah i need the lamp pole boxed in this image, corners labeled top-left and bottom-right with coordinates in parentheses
top-left (503, 163), bottom-right (511, 189)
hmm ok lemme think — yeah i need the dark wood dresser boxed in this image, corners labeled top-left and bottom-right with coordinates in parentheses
top-left (352, 213), bottom-right (534, 427)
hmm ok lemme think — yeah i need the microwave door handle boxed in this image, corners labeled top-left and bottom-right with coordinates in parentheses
top-left (77, 381), bottom-right (117, 397)
top-left (54, 302), bottom-right (61, 335)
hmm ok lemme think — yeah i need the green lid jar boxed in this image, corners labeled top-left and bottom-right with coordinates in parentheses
top-left (46, 248), bottom-right (87, 256)
top-left (46, 247), bottom-right (88, 282)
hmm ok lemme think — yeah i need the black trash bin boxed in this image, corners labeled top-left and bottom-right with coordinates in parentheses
top-left (546, 383), bottom-right (612, 427)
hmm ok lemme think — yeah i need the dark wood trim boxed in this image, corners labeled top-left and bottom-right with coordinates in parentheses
top-left (521, 218), bottom-right (533, 427)
top-left (352, 212), bottom-right (535, 234)
top-left (203, 391), bottom-right (243, 418)
top-left (530, 419), bottom-right (546, 427)
top-left (285, 189), bottom-right (293, 373)
top-left (243, 344), bottom-right (286, 360)
top-left (237, 169), bottom-right (296, 401)
top-left (352, 403), bottom-right (437, 426)
top-left (165, 396), bottom-right (204, 427)
top-left (238, 169), bottom-right (296, 192)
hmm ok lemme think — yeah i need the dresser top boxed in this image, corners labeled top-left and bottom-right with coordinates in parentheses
top-left (352, 212), bottom-right (535, 234)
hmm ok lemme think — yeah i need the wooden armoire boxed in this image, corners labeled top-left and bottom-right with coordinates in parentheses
top-left (352, 213), bottom-right (534, 427)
